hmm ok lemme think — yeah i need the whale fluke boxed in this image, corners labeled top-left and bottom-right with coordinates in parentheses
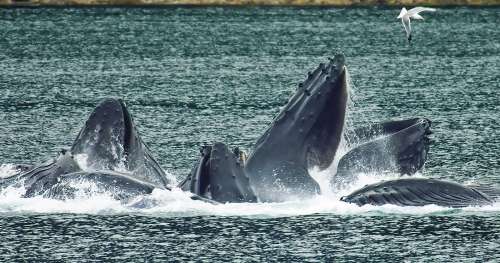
top-left (244, 55), bottom-right (348, 202)
top-left (179, 143), bottom-right (257, 203)
top-left (71, 98), bottom-right (170, 188)
top-left (332, 118), bottom-right (431, 189)
top-left (341, 178), bottom-right (494, 208)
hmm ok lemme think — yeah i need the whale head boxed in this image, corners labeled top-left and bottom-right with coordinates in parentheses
top-left (245, 54), bottom-right (349, 201)
top-left (179, 143), bottom-right (257, 203)
top-left (70, 98), bottom-right (169, 188)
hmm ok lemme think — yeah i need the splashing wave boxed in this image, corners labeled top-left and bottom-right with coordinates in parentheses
top-left (2, 164), bottom-right (498, 216)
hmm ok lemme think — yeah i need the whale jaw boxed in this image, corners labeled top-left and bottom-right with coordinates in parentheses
top-left (244, 55), bottom-right (348, 202)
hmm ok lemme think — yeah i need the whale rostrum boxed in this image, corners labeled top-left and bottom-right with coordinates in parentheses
top-left (243, 55), bottom-right (348, 202)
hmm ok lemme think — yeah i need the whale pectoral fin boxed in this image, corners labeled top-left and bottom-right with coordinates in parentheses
top-left (341, 178), bottom-right (494, 208)
top-left (70, 98), bottom-right (169, 188)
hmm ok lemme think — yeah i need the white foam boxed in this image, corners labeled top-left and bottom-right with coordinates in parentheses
top-left (0, 164), bottom-right (23, 178)
top-left (0, 180), bottom-right (126, 214)
top-left (2, 167), bottom-right (498, 217)
top-left (74, 153), bottom-right (90, 169)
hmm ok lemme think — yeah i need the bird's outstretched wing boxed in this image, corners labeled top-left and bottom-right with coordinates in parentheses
top-left (407, 7), bottom-right (436, 17)
top-left (411, 14), bottom-right (424, 20)
top-left (397, 7), bottom-right (407, 19)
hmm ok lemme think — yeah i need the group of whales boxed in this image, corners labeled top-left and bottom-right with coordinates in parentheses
top-left (2, 54), bottom-right (499, 208)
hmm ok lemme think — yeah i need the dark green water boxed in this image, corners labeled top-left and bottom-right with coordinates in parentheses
top-left (0, 7), bottom-right (499, 262)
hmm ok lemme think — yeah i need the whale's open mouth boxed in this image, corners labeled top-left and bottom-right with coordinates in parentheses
top-left (304, 64), bottom-right (348, 170)
top-left (1, 54), bottom-right (440, 207)
top-left (242, 54), bottom-right (349, 202)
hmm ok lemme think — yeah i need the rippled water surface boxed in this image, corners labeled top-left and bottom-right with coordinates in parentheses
top-left (0, 7), bottom-right (499, 261)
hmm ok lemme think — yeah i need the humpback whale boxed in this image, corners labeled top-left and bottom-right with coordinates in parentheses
top-left (340, 178), bottom-right (500, 208)
top-left (0, 99), bottom-right (177, 202)
top-left (179, 54), bottom-right (432, 203)
top-left (4, 53), bottom-right (488, 210)
top-left (179, 55), bottom-right (350, 202)
top-left (70, 98), bottom-right (169, 188)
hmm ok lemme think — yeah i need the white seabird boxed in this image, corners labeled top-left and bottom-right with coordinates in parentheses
top-left (397, 7), bottom-right (436, 42)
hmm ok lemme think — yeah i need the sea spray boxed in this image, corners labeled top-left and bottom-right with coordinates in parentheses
top-left (0, 164), bottom-right (23, 178)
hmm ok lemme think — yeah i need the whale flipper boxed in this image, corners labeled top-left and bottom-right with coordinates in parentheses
top-left (245, 55), bottom-right (348, 202)
top-left (332, 118), bottom-right (431, 188)
top-left (179, 143), bottom-right (257, 203)
top-left (341, 178), bottom-right (494, 208)
top-left (71, 98), bottom-right (169, 188)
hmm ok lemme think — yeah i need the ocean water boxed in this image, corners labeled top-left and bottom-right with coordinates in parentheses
top-left (0, 6), bottom-right (499, 261)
